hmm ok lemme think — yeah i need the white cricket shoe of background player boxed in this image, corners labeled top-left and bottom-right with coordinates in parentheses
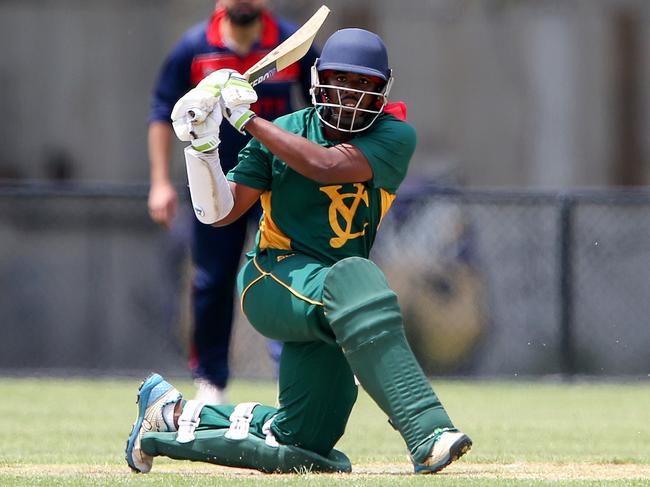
top-left (194, 378), bottom-right (227, 404)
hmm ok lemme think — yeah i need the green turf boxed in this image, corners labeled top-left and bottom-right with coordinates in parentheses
top-left (0, 377), bottom-right (648, 486)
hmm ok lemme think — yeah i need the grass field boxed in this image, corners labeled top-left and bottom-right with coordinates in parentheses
top-left (0, 377), bottom-right (649, 486)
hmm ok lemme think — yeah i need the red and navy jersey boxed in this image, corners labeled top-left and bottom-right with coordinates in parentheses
top-left (150, 8), bottom-right (319, 169)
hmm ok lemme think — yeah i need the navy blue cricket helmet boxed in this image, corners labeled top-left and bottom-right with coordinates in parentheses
top-left (317, 28), bottom-right (391, 80)
top-left (310, 28), bottom-right (394, 132)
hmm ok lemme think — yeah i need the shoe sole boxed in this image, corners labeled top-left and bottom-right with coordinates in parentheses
top-left (125, 373), bottom-right (165, 472)
top-left (414, 434), bottom-right (472, 474)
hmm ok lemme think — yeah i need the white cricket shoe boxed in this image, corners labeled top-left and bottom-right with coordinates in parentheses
top-left (194, 378), bottom-right (226, 404)
top-left (125, 373), bottom-right (182, 473)
top-left (413, 428), bottom-right (472, 474)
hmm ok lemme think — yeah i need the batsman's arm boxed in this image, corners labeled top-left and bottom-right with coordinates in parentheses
top-left (244, 117), bottom-right (373, 184)
top-left (182, 146), bottom-right (263, 227)
top-left (213, 182), bottom-right (263, 227)
top-left (219, 68), bottom-right (372, 183)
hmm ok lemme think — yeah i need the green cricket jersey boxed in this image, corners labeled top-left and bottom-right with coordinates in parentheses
top-left (227, 107), bottom-right (416, 265)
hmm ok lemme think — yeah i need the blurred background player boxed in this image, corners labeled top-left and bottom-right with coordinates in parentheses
top-left (147, 0), bottom-right (318, 403)
top-left (127, 28), bottom-right (471, 476)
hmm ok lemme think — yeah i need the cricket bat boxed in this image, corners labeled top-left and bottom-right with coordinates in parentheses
top-left (186, 5), bottom-right (329, 123)
top-left (244, 5), bottom-right (330, 86)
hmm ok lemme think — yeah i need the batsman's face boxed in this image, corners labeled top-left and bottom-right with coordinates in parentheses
top-left (323, 71), bottom-right (383, 110)
top-left (321, 71), bottom-right (384, 130)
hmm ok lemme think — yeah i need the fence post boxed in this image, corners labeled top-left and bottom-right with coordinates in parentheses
top-left (559, 196), bottom-right (576, 377)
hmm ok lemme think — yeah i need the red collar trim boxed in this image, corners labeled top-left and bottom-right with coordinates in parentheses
top-left (207, 8), bottom-right (279, 49)
top-left (385, 101), bottom-right (408, 121)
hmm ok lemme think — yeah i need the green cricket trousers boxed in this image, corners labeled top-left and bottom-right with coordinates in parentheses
top-left (235, 249), bottom-right (358, 455)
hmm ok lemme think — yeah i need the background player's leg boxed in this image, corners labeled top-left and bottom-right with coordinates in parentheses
top-left (266, 339), bottom-right (283, 377)
top-left (190, 213), bottom-right (248, 400)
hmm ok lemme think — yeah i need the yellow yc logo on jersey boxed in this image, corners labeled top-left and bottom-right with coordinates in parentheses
top-left (319, 183), bottom-right (370, 248)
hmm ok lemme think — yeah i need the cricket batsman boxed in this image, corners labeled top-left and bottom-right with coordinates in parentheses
top-left (126, 28), bottom-right (472, 474)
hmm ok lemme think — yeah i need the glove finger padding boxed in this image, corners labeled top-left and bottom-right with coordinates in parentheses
top-left (171, 89), bottom-right (219, 126)
top-left (172, 108), bottom-right (223, 153)
top-left (196, 68), bottom-right (237, 90)
top-left (220, 73), bottom-right (258, 133)
top-left (171, 68), bottom-right (237, 123)
top-left (172, 68), bottom-right (256, 149)
top-left (221, 75), bottom-right (259, 107)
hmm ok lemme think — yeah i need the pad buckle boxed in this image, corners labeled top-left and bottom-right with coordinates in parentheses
top-left (262, 415), bottom-right (279, 448)
top-left (176, 400), bottom-right (206, 443)
top-left (225, 402), bottom-right (260, 440)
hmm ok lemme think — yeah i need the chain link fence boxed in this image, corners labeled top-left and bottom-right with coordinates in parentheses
top-left (2, 181), bottom-right (649, 378)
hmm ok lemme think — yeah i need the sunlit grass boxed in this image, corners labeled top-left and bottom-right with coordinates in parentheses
top-left (0, 377), bottom-right (648, 486)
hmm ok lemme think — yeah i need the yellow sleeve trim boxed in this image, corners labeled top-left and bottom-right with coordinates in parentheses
top-left (258, 191), bottom-right (292, 251)
top-left (379, 189), bottom-right (397, 223)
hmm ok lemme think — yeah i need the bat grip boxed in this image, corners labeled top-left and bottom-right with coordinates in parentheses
top-left (187, 108), bottom-right (208, 123)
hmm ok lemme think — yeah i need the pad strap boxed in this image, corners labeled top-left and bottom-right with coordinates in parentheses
top-left (262, 415), bottom-right (279, 448)
top-left (225, 402), bottom-right (260, 440)
top-left (176, 400), bottom-right (206, 443)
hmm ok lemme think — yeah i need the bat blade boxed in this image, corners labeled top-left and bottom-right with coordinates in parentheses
top-left (244, 5), bottom-right (330, 87)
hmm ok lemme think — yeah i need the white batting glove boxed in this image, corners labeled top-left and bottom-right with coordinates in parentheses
top-left (172, 108), bottom-right (223, 153)
top-left (170, 69), bottom-right (235, 152)
top-left (219, 72), bottom-right (258, 133)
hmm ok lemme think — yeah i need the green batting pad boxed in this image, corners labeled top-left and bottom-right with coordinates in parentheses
top-left (322, 257), bottom-right (454, 463)
top-left (141, 430), bottom-right (351, 473)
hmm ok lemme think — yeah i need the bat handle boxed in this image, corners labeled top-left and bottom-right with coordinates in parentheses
top-left (187, 108), bottom-right (208, 123)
